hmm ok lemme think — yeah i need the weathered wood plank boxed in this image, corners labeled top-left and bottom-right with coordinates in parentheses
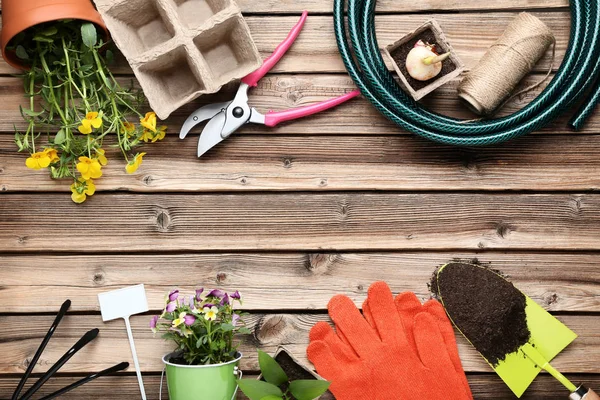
top-left (0, 73), bottom-right (597, 137)
top-left (1, 314), bottom-right (598, 374)
top-left (0, 252), bottom-right (599, 313)
top-left (0, 0), bottom-right (571, 14)
top-left (5, 133), bottom-right (600, 193)
top-left (2, 193), bottom-right (600, 252)
top-left (0, 13), bottom-right (569, 74)
top-left (0, 373), bottom-right (595, 400)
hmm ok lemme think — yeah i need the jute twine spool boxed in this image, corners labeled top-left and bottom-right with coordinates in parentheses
top-left (458, 12), bottom-right (555, 116)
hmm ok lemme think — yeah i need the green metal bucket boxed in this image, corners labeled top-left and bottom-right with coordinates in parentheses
top-left (161, 352), bottom-right (242, 400)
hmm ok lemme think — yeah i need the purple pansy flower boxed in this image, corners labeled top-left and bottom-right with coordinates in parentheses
top-left (232, 313), bottom-right (240, 327)
top-left (166, 301), bottom-right (177, 313)
top-left (230, 290), bottom-right (241, 300)
top-left (220, 293), bottom-right (230, 306)
top-left (207, 289), bottom-right (226, 298)
top-left (150, 315), bottom-right (159, 329)
top-left (195, 288), bottom-right (204, 301)
top-left (168, 290), bottom-right (179, 302)
top-left (203, 303), bottom-right (216, 309)
top-left (184, 314), bottom-right (196, 326)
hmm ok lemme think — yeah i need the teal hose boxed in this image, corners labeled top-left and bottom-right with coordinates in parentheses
top-left (334, 0), bottom-right (600, 146)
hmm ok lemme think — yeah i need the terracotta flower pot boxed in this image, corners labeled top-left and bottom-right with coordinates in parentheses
top-left (1, 0), bottom-right (109, 69)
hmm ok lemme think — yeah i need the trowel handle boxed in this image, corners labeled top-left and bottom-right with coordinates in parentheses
top-left (570, 386), bottom-right (600, 400)
top-left (125, 317), bottom-right (147, 400)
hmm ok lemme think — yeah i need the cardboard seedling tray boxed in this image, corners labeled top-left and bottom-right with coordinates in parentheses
top-left (93, 0), bottom-right (262, 119)
top-left (384, 19), bottom-right (464, 101)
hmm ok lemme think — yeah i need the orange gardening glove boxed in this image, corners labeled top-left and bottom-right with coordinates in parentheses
top-left (364, 291), bottom-right (472, 397)
top-left (307, 282), bottom-right (473, 400)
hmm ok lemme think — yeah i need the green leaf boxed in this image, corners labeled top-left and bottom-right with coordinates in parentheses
top-left (258, 350), bottom-right (288, 386)
top-left (221, 323), bottom-right (235, 332)
top-left (41, 26), bottom-right (58, 36)
top-left (20, 107), bottom-right (44, 117)
top-left (54, 129), bottom-right (66, 145)
top-left (81, 23), bottom-right (97, 49)
top-left (106, 49), bottom-right (115, 65)
top-left (288, 380), bottom-right (331, 400)
top-left (32, 35), bottom-right (54, 43)
top-left (238, 327), bottom-right (252, 335)
top-left (260, 396), bottom-right (283, 400)
top-left (15, 46), bottom-right (29, 60)
top-left (237, 379), bottom-right (282, 400)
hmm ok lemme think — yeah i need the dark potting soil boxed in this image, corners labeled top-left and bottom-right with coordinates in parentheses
top-left (275, 351), bottom-right (316, 381)
top-left (432, 262), bottom-right (531, 366)
top-left (390, 28), bottom-right (457, 92)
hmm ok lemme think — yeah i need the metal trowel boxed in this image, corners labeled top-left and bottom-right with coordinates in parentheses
top-left (434, 262), bottom-right (598, 399)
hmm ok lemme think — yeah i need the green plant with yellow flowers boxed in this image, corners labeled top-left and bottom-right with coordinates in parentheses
top-left (10, 19), bottom-right (166, 203)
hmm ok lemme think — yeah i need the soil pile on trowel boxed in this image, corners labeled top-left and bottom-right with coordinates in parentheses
top-left (432, 262), bottom-right (530, 365)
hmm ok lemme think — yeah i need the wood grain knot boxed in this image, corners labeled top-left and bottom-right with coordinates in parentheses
top-left (569, 196), bottom-right (583, 216)
top-left (256, 315), bottom-right (289, 344)
top-left (306, 253), bottom-right (336, 275)
top-left (93, 271), bottom-right (105, 285)
top-left (239, 177), bottom-right (248, 185)
top-left (495, 222), bottom-right (515, 238)
top-left (544, 293), bottom-right (559, 306)
top-left (319, 178), bottom-right (328, 187)
top-left (216, 272), bottom-right (227, 283)
top-left (143, 175), bottom-right (154, 186)
top-left (1, 185), bottom-right (7, 192)
top-left (282, 158), bottom-right (293, 169)
top-left (155, 209), bottom-right (172, 232)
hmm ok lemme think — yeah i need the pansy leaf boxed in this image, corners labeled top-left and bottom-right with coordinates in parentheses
top-left (81, 23), bottom-right (97, 49)
top-left (260, 396), bottom-right (283, 400)
top-left (237, 379), bottom-right (282, 400)
top-left (41, 26), bottom-right (58, 36)
top-left (258, 350), bottom-right (288, 386)
top-left (106, 49), bottom-right (115, 65)
top-left (221, 323), bottom-right (234, 332)
top-left (15, 46), bottom-right (29, 60)
top-left (32, 35), bottom-right (54, 43)
top-left (288, 380), bottom-right (331, 400)
top-left (54, 129), bottom-right (66, 145)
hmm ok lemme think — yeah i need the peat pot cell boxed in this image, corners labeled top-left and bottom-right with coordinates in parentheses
top-left (194, 16), bottom-right (261, 83)
top-left (137, 47), bottom-right (204, 109)
top-left (105, 0), bottom-right (175, 57)
top-left (174, 0), bottom-right (230, 29)
top-left (385, 20), bottom-right (464, 101)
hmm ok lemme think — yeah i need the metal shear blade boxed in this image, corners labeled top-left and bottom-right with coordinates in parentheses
top-left (179, 101), bottom-right (231, 139)
top-left (197, 112), bottom-right (227, 157)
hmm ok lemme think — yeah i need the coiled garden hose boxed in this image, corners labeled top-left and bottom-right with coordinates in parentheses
top-left (334, 0), bottom-right (600, 146)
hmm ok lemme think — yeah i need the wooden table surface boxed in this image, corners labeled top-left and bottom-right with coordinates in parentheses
top-left (2, 0), bottom-right (600, 399)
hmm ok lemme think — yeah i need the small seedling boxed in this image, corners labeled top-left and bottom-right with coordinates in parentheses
top-left (238, 350), bottom-right (330, 400)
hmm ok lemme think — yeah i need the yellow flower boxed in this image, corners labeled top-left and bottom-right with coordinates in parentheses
top-left (70, 178), bottom-right (96, 204)
top-left (95, 148), bottom-right (108, 166)
top-left (140, 112), bottom-right (157, 133)
top-left (25, 151), bottom-right (52, 170)
top-left (77, 156), bottom-right (103, 180)
top-left (152, 125), bottom-right (167, 143)
top-left (126, 152), bottom-right (146, 174)
top-left (140, 130), bottom-right (154, 143)
top-left (43, 148), bottom-right (60, 163)
top-left (173, 312), bottom-right (187, 327)
top-left (203, 306), bottom-right (218, 321)
top-left (123, 121), bottom-right (135, 136)
top-left (78, 111), bottom-right (103, 134)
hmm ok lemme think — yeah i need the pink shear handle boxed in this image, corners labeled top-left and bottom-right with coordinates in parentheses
top-left (242, 11), bottom-right (308, 87)
top-left (264, 90), bottom-right (361, 127)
